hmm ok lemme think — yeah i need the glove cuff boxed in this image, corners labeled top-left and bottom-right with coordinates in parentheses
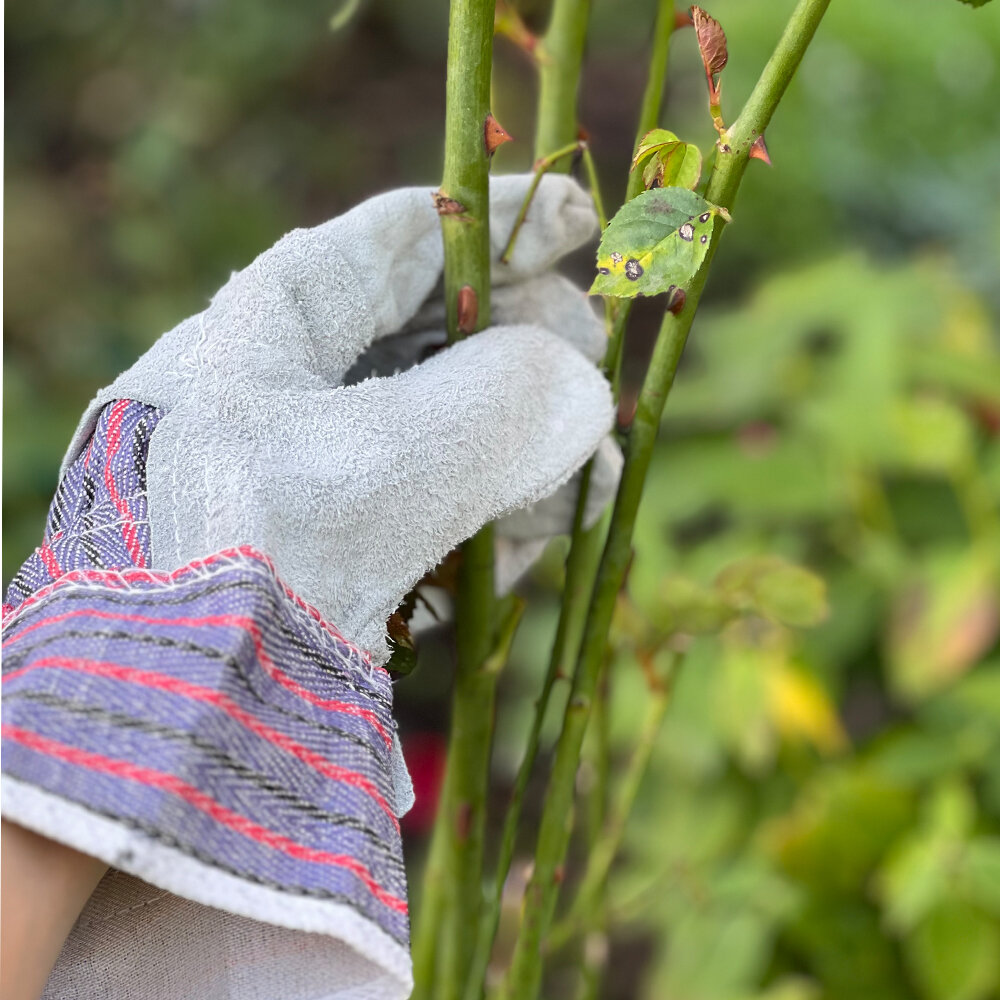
top-left (2, 401), bottom-right (414, 1000)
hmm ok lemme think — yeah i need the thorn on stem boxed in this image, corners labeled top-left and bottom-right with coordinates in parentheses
top-left (457, 285), bottom-right (479, 334)
top-left (749, 134), bottom-right (772, 166)
top-left (484, 112), bottom-right (514, 156)
top-left (668, 287), bottom-right (687, 316)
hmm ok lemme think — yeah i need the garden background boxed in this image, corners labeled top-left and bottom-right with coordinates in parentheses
top-left (5, 1), bottom-right (1000, 997)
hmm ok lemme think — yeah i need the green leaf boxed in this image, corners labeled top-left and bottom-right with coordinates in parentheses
top-left (715, 556), bottom-right (829, 628)
top-left (589, 187), bottom-right (730, 299)
top-left (954, 0), bottom-right (993, 7)
top-left (887, 548), bottom-right (1000, 703)
top-left (631, 129), bottom-right (703, 191)
top-left (655, 574), bottom-right (738, 635)
top-left (957, 839), bottom-right (1000, 917)
top-left (904, 899), bottom-right (1000, 1000)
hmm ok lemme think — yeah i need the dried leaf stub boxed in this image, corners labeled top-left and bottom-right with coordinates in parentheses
top-left (457, 284), bottom-right (479, 334)
top-left (749, 134), bottom-right (771, 166)
top-left (692, 6), bottom-right (728, 77)
top-left (432, 189), bottom-right (467, 215)
top-left (484, 112), bottom-right (513, 156)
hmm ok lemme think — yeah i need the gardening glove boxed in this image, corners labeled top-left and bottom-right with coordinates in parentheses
top-left (62, 172), bottom-right (619, 663)
top-left (1, 172), bottom-right (617, 1000)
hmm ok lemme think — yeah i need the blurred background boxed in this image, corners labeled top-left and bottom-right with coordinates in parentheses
top-left (5, 1), bottom-right (1000, 997)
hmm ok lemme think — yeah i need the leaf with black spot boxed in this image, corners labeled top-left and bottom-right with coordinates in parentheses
top-left (589, 187), bottom-right (730, 299)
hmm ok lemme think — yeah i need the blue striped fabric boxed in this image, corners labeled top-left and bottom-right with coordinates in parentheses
top-left (2, 400), bottom-right (410, 956)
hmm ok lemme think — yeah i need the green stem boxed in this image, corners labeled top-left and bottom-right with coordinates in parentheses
top-left (581, 147), bottom-right (608, 231)
top-left (534, 0), bottom-right (592, 161)
top-left (500, 141), bottom-right (585, 263)
top-left (549, 667), bottom-right (674, 952)
top-left (626, 0), bottom-right (676, 202)
top-left (465, 468), bottom-right (606, 1000)
top-left (417, 3), bottom-right (498, 998)
top-left (411, 805), bottom-right (450, 996)
top-left (499, 2), bottom-right (831, 996)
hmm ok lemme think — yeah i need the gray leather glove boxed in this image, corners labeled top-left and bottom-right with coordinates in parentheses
top-left (64, 173), bottom-right (619, 664)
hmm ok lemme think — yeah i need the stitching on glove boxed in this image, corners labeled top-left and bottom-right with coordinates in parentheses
top-left (2, 545), bottom-right (378, 671)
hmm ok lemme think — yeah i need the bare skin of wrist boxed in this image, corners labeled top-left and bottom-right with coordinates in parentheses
top-left (1, 819), bottom-right (108, 1000)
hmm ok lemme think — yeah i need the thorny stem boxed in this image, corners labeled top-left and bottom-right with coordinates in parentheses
top-left (465, 2), bottom-right (600, 994)
top-left (415, 2), bottom-right (498, 998)
top-left (499, 2), bottom-right (831, 996)
top-left (534, 0), bottom-right (592, 161)
top-left (469, 4), bottom-right (678, 996)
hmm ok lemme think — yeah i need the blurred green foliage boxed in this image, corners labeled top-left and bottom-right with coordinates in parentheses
top-left (5, 1), bottom-right (1000, 997)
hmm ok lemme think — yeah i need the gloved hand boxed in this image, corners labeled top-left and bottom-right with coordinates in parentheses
top-left (1, 172), bottom-right (618, 1000)
top-left (65, 172), bottom-right (619, 663)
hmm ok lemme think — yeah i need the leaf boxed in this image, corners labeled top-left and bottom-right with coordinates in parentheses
top-left (768, 662), bottom-right (847, 753)
top-left (887, 549), bottom-right (1000, 702)
top-left (715, 555), bottom-right (829, 628)
top-left (958, 839), bottom-right (1000, 916)
top-left (692, 5), bottom-right (728, 106)
top-left (631, 130), bottom-right (702, 191)
top-left (692, 6), bottom-right (728, 77)
top-left (955, 0), bottom-right (993, 6)
top-left (589, 187), bottom-right (730, 299)
top-left (904, 898), bottom-right (1000, 1000)
top-left (656, 573), bottom-right (738, 635)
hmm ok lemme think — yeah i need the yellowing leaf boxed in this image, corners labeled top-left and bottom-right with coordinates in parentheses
top-left (768, 662), bottom-right (847, 754)
top-left (589, 187), bottom-right (730, 299)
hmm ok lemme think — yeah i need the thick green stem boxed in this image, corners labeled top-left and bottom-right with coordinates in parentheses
top-left (499, 2), bottom-right (831, 995)
top-left (415, 3), bottom-right (498, 998)
top-left (534, 0), bottom-right (592, 162)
